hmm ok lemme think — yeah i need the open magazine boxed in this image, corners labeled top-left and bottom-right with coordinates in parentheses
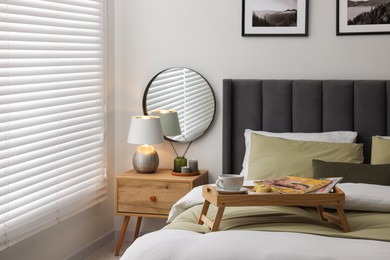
top-left (255, 176), bottom-right (336, 194)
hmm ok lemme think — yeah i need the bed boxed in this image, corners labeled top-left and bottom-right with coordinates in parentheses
top-left (121, 80), bottom-right (390, 260)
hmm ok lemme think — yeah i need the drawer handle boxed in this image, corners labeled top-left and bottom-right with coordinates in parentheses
top-left (149, 195), bottom-right (157, 202)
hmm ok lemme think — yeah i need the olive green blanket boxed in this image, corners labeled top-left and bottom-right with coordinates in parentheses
top-left (164, 205), bottom-right (390, 242)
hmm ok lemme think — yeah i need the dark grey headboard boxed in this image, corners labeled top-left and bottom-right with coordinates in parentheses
top-left (223, 80), bottom-right (390, 174)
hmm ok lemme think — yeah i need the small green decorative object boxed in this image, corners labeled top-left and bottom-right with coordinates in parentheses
top-left (174, 156), bottom-right (187, 172)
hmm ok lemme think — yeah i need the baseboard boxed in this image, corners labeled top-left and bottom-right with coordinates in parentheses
top-left (66, 230), bottom-right (115, 260)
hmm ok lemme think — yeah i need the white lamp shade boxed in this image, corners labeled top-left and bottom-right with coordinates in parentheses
top-left (150, 110), bottom-right (182, 136)
top-left (127, 116), bottom-right (164, 145)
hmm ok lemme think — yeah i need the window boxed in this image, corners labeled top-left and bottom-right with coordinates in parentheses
top-left (0, 0), bottom-right (107, 250)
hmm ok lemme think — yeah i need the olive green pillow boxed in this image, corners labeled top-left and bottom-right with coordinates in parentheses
top-left (371, 136), bottom-right (390, 164)
top-left (313, 159), bottom-right (390, 185)
top-left (248, 134), bottom-right (364, 180)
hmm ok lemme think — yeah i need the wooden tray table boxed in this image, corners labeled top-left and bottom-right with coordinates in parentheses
top-left (198, 185), bottom-right (351, 232)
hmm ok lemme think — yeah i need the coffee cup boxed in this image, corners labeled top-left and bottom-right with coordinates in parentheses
top-left (216, 174), bottom-right (244, 191)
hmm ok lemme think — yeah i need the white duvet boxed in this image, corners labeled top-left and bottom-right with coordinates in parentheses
top-left (121, 183), bottom-right (390, 260)
top-left (121, 229), bottom-right (390, 260)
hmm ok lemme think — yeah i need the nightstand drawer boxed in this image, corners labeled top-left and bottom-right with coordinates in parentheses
top-left (117, 179), bottom-right (190, 215)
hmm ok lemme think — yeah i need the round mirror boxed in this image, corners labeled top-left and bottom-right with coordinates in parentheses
top-left (143, 67), bottom-right (216, 143)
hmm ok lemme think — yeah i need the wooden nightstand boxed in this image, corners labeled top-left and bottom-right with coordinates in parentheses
top-left (115, 168), bottom-right (208, 255)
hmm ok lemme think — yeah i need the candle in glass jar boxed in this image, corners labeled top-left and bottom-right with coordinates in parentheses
top-left (174, 156), bottom-right (187, 172)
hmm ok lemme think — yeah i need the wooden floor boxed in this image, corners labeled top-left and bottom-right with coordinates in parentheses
top-left (85, 241), bottom-right (132, 260)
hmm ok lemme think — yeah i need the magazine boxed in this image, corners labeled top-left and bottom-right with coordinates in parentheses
top-left (255, 176), bottom-right (331, 194)
top-left (314, 177), bottom-right (343, 193)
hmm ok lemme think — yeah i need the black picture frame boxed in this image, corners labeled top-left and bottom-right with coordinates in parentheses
top-left (337, 0), bottom-right (390, 35)
top-left (242, 0), bottom-right (309, 37)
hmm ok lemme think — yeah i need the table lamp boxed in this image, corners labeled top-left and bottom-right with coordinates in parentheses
top-left (127, 116), bottom-right (164, 173)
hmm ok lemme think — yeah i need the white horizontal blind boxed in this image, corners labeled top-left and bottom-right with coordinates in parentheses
top-left (146, 68), bottom-right (215, 142)
top-left (0, 0), bottom-right (107, 250)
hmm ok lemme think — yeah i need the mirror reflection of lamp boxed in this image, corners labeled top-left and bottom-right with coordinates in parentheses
top-left (150, 109), bottom-right (181, 137)
top-left (127, 116), bottom-right (164, 173)
top-left (150, 110), bottom-right (191, 173)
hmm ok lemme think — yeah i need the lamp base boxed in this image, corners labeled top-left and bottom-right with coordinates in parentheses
top-left (133, 145), bottom-right (159, 173)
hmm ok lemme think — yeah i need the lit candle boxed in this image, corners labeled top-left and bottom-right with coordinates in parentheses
top-left (181, 166), bottom-right (191, 173)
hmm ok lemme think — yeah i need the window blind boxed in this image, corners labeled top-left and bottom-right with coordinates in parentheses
top-left (0, 0), bottom-right (107, 250)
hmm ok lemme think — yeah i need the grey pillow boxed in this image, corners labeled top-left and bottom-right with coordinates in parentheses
top-left (312, 159), bottom-right (390, 185)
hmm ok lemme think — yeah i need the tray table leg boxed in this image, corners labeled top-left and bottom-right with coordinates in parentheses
top-left (198, 201), bottom-right (226, 232)
top-left (336, 205), bottom-right (351, 232)
top-left (316, 206), bottom-right (327, 221)
top-left (198, 200), bottom-right (210, 225)
top-left (210, 207), bottom-right (225, 232)
top-left (317, 205), bottom-right (351, 232)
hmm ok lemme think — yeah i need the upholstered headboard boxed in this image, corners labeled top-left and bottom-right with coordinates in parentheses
top-left (223, 80), bottom-right (390, 174)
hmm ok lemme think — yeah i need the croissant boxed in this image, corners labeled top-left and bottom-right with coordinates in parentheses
top-left (252, 183), bottom-right (279, 193)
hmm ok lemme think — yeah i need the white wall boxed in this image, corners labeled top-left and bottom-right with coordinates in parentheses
top-left (114, 0), bottom-right (390, 233)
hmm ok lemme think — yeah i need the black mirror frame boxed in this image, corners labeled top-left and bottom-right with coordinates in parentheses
top-left (142, 67), bottom-right (216, 143)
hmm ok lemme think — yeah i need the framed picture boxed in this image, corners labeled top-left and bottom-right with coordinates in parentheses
top-left (242, 0), bottom-right (309, 36)
top-left (337, 0), bottom-right (390, 35)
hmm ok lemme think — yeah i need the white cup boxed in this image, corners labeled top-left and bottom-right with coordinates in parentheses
top-left (216, 174), bottom-right (244, 191)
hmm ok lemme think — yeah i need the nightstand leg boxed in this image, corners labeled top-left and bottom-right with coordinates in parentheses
top-left (115, 216), bottom-right (130, 256)
top-left (133, 217), bottom-right (142, 240)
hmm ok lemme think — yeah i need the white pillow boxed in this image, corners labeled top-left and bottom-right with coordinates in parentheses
top-left (337, 183), bottom-right (390, 212)
top-left (167, 185), bottom-right (204, 223)
top-left (240, 130), bottom-right (358, 179)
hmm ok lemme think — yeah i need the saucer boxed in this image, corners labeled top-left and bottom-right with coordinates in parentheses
top-left (216, 187), bottom-right (248, 194)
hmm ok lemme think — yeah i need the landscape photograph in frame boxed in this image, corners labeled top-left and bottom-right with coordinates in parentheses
top-left (242, 0), bottom-right (308, 36)
top-left (337, 0), bottom-right (390, 35)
